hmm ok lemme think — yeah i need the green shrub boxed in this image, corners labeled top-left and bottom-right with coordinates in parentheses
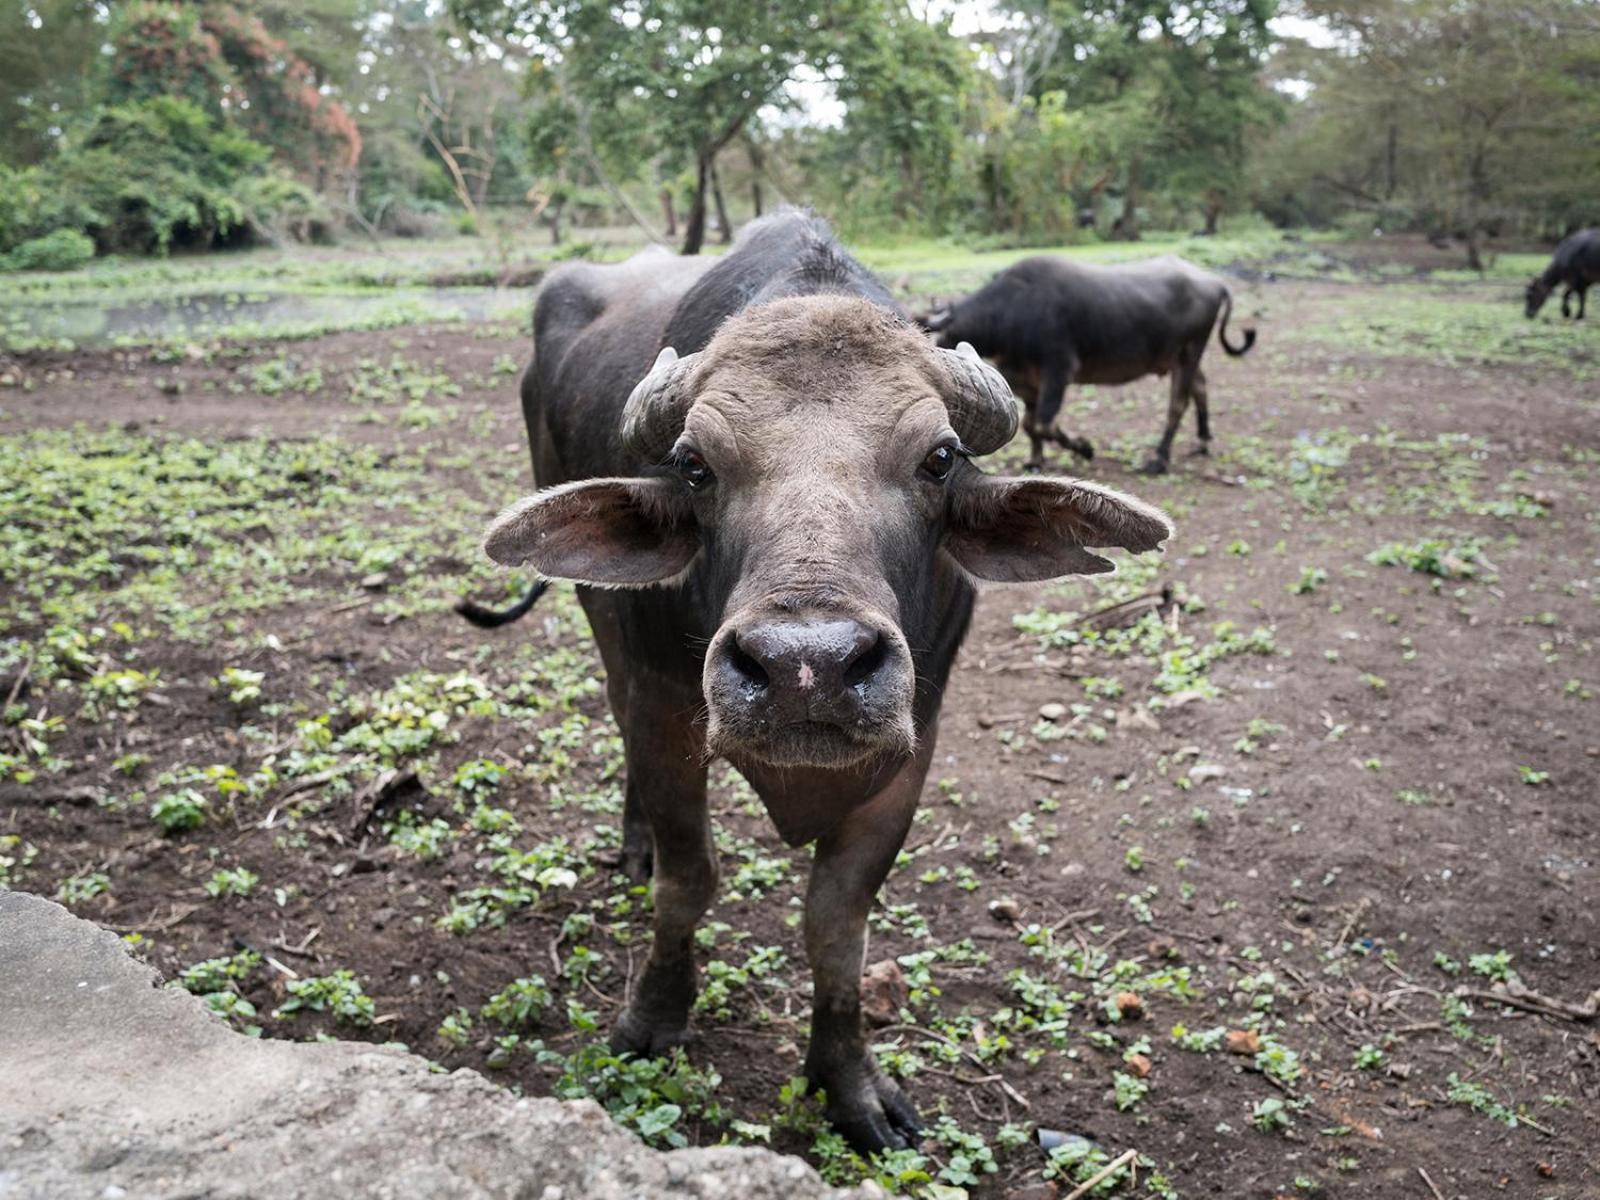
top-left (2, 229), bottom-right (97, 272)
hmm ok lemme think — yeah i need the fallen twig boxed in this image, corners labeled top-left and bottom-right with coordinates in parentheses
top-left (1417, 1166), bottom-right (1445, 1200)
top-left (1063, 1148), bottom-right (1140, 1200)
top-left (878, 1024), bottom-right (1030, 1110)
top-left (99, 902), bottom-right (200, 934)
top-left (1462, 975), bottom-right (1600, 1023)
top-left (1334, 896), bottom-right (1373, 954)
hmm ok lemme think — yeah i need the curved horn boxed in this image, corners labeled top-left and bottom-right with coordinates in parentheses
top-left (621, 346), bottom-right (699, 460)
top-left (936, 341), bottom-right (1019, 455)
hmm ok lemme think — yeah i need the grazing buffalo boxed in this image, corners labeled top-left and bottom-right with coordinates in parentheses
top-left (924, 255), bottom-right (1256, 474)
top-left (1525, 227), bottom-right (1600, 319)
top-left (469, 210), bottom-right (1171, 1151)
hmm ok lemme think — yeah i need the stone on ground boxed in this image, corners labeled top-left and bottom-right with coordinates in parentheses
top-left (0, 892), bottom-right (871, 1200)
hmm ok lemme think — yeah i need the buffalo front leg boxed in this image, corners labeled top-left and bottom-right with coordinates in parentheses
top-left (1577, 287), bottom-right (1588, 320)
top-left (1026, 361), bottom-right (1092, 469)
top-left (803, 745), bottom-right (930, 1153)
top-left (609, 691), bottom-right (714, 1056)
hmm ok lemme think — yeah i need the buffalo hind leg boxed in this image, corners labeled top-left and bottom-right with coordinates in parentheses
top-left (1188, 365), bottom-right (1212, 457)
top-left (803, 743), bottom-right (930, 1153)
top-left (609, 691), bottom-right (714, 1056)
top-left (1577, 287), bottom-right (1588, 320)
top-left (1142, 368), bottom-right (1192, 474)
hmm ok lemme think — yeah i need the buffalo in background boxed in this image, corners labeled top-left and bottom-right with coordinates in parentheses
top-left (924, 255), bottom-right (1256, 474)
top-left (1526, 227), bottom-right (1600, 319)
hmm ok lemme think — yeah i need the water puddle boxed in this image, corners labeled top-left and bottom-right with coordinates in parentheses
top-left (0, 287), bottom-right (526, 347)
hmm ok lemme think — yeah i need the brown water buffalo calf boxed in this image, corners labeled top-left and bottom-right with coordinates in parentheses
top-left (1525, 227), bottom-right (1600, 319)
top-left (469, 210), bottom-right (1171, 1152)
top-left (924, 255), bottom-right (1256, 474)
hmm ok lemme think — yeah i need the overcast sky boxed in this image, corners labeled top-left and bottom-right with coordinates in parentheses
top-left (772, 5), bottom-right (1335, 128)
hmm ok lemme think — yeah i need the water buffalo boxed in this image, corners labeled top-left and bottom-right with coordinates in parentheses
top-left (924, 255), bottom-right (1256, 474)
top-left (471, 210), bottom-right (1171, 1151)
top-left (1525, 227), bottom-right (1600, 319)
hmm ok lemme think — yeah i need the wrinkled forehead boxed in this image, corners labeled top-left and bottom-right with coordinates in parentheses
top-left (681, 297), bottom-right (951, 460)
top-left (683, 352), bottom-right (953, 474)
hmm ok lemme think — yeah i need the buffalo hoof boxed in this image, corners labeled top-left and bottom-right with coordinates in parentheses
top-left (597, 843), bottom-right (653, 884)
top-left (1188, 442), bottom-right (1211, 458)
top-left (609, 1009), bottom-right (691, 1057)
top-left (1064, 437), bottom-right (1095, 461)
top-left (1023, 459), bottom-right (1044, 474)
top-left (1139, 456), bottom-right (1170, 476)
top-left (817, 1067), bottom-right (922, 1154)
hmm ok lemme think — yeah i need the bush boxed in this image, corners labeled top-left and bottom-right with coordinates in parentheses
top-left (2, 97), bottom-right (331, 257)
top-left (2, 230), bottom-right (96, 272)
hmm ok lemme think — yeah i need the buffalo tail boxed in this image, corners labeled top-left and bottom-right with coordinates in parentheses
top-left (1218, 291), bottom-right (1257, 357)
top-left (455, 579), bottom-right (549, 628)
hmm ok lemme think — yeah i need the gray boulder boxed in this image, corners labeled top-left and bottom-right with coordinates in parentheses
top-left (0, 892), bottom-right (872, 1200)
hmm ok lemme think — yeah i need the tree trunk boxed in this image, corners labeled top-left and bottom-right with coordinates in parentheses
top-left (681, 151), bottom-right (710, 255)
top-left (747, 138), bottom-right (765, 217)
top-left (1112, 158), bottom-right (1141, 241)
top-left (710, 156), bottom-right (733, 245)
top-left (1384, 119), bottom-right (1398, 201)
top-left (1202, 194), bottom-right (1222, 236)
top-left (660, 187), bottom-right (677, 237)
top-left (548, 203), bottom-right (562, 246)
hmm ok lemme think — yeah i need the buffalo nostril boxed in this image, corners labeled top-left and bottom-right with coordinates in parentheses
top-left (842, 632), bottom-right (888, 689)
top-left (726, 637), bottom-right (771, 689)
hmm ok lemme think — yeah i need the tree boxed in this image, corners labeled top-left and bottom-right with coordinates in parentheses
top-left (450, 0), bottom-right (910, 253)
top-left (1260, 0), bottom-right (1600, 257)
top-left (0, 0), bottom-right (104, 166)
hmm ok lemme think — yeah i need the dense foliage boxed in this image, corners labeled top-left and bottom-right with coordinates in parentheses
top-left (1, 0), bottom-right (1595, 266)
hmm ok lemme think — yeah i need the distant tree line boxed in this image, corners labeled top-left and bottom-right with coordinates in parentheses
top-left (0, 0), bottom-right (1595, 267)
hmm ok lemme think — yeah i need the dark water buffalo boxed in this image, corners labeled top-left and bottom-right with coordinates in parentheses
top-left (471, 210), bottom-right (1171, 1151)
top-left (925, 255), bottom-right (1256, 474)
top-left (1526, 228), bottom-right (1600, 319)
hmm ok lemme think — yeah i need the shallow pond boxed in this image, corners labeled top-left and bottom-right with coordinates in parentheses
top-left (0, 287), bottom-right (526, 347)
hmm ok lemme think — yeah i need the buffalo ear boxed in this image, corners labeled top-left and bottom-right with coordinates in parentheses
top-left (945, 476), bottom-right (1172, 582)
top-left (482, 477), bottom-right (697, 587)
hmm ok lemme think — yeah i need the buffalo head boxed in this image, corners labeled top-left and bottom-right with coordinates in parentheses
top-left (483, 296), bottom-right (1170, 769)
top-left (1525, 277), bottom-right (1552, 319)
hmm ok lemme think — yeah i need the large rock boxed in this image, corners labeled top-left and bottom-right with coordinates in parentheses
top-left (0, 892), bottom-right (869, 1200)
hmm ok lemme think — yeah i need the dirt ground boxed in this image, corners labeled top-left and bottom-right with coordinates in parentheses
top-left (2, 264), bottom-right (1598, 1199)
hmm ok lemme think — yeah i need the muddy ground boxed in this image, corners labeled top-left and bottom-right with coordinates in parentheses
top-left (2, 259), bottom-right (1598, 1199)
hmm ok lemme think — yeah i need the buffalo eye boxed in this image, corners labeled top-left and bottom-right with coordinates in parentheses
top-left (675, 449), bottom-right (714, 490)
top-left (921, 444), bottom-right (959, 481)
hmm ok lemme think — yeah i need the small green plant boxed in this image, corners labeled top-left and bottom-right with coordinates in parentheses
top-left (1289, 565), bottom-right (1328, 594)
top-left (1366, 537), bottom-right (1483, 579)
top-left (1517, 766), bottom-right (1550, 786)
top-left (1446, 1073), bottom-right (1519, 1127)
top-left (151, 788), bottom-right (209, 834)
top-left (1252, 1096), bottom-right (1292, 1133)
top-left (1113, 1070), bottom-right (1149, 1111)
top-left (56, 871), bottom-right (110, 905)
top-left (276, 970), bottom-right (376, 1026)
top-left (1468, 949), bottom-right (1513, 982)
top-left (437, 1008), bottom-right (474, 1046)
top-left (204, 866), bottom-right (259, 897)
top-left (481, 975), bottom-right (553, 1029)
top-left (1352, 1043), bottom-right (1385, 1070)
top-left (215, 667), bottom-right (265, 704)
top-left (0, 835), bottom-right (38, 888)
